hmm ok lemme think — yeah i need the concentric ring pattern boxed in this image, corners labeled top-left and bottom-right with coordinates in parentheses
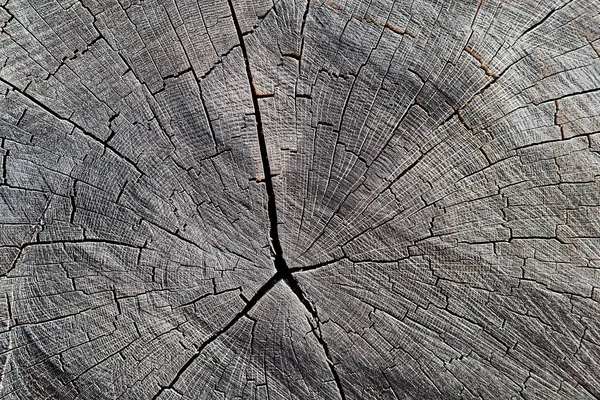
top-left (1, 0), bottom-right (599, 399)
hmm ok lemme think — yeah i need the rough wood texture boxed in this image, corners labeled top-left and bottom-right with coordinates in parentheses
top-left (1, 0), bottom-right (599, 398)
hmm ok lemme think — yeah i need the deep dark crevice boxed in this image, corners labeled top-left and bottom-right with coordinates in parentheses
top-left (151, 2), bottom-right (345, 398)
top-left (224, 0), bottom-right (285, 271)
top-left (225, 0), bottom-right (298, 285)
top-left (225, 1), bottom-right (347, 399)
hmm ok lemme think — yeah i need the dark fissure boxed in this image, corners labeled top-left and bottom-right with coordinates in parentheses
top-left (155, 2), bottom-right (346, 399)
top-left (227, 1), bottom-right (347, 399)
top-left (225, 0), bottom-right (311, 303)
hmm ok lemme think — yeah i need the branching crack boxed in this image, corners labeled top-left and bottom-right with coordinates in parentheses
top-left (228, 1), bottom-right (347, 399)
top-left (224, 0), bottom-right (290, 279)
top-left (0, 76), bottom-right (145, 177)
top-left (122, 1), bottom-right (346, 397)
top-left (151, 274), bottom-right (281, 399)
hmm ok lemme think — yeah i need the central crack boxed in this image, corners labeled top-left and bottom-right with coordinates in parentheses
top-left (154, 3), bottom-right (346, 399)
top-left (227, 4), bottom-right (346, 400)
top-left (225, 0), bottom-right (312, 304)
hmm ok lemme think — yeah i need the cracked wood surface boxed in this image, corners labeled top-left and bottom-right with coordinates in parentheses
top-left (0, 0), bottom-right (599, 398)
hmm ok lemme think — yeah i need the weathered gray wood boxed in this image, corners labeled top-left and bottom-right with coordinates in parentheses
top-left (1, 0), bottom-right (599, 398)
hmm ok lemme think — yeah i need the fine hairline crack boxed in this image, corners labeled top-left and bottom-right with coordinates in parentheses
top-left (153, 1), bottom-right (346, 399)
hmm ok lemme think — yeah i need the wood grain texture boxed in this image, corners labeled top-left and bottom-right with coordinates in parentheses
top-left (0, 0), bottom-right (599, 398)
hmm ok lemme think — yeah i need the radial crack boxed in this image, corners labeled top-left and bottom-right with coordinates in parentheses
top-left (224, 0), bottom-right (293, 282)
top-left (225, 1), bottom-right (347, 398)
top-left (152, 274), bottom-right (281, 399)
top-left (287, 277), bottom-right (347, 400)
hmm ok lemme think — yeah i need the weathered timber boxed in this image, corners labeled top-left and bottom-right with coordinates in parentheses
top-left (1, 0), bottom-right (600, 399)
